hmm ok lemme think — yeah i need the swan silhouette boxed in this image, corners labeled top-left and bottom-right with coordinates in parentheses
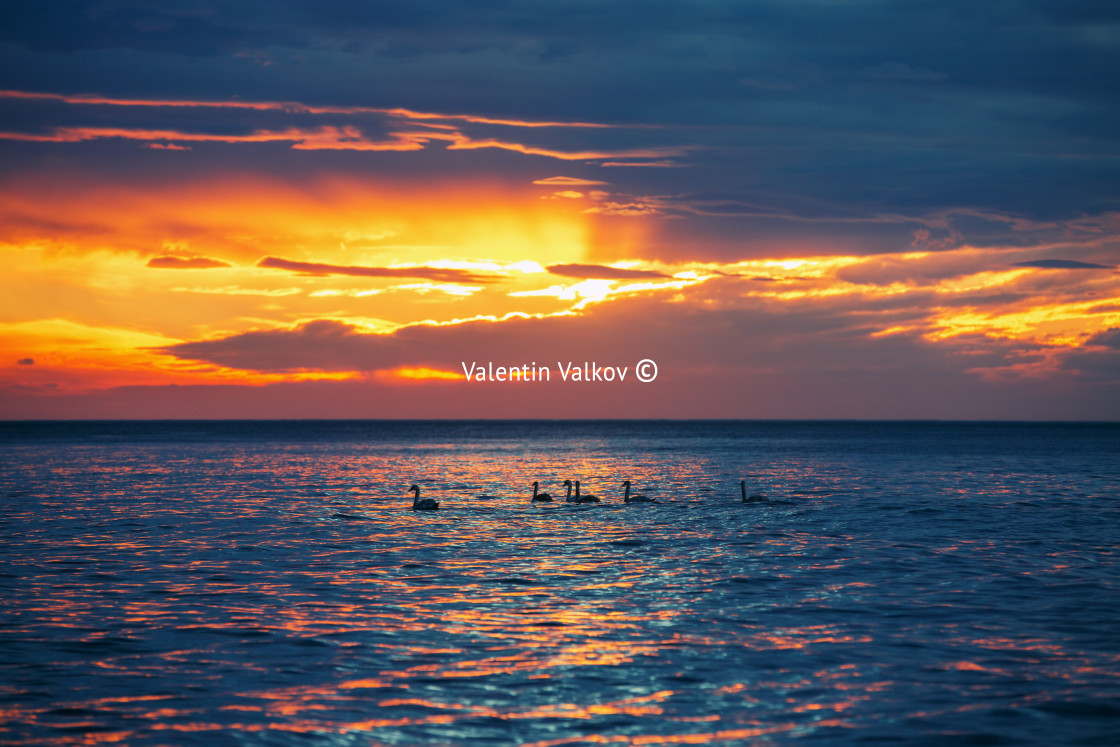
top-left (741, 480), bottom-right (767, 503)
top-left (531, 481), bottom-right (553, 502)
top-left (409, 484), bottom-right (439, 510)
top-left (622, 480), bottom-right (656, 503)
top-left (574, 480), bottom-right (601, 503)
top-left (562, 479), bottom-right (575, 502)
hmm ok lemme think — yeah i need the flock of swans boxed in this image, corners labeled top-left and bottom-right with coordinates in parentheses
top-left (409, 480), bottom-right (767, 510)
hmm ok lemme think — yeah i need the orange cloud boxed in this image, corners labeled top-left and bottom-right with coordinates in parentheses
top-left (0, 123), bottom-right (679, 162)
top-left (257, 256), bottom-right (504, 284)
top-left (147, 255), bottom-right (231, 269)
top-left (0, 125), bottom-right (432, 152)
top-left (373, 366), bottom-right (466, 383)
top-left (532, 176), bottom-right (610, 186)
top-left (443, 136), bottom-right (687, 162)
top-left (0, 90), bottom-right (611, 129)
top-left (0, 90), bottom-right (666, 162)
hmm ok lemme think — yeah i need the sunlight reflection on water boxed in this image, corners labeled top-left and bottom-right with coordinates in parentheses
top-left (1, 421), bottom-right (1118, 745)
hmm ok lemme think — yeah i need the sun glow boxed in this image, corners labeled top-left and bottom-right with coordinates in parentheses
top-left (2, 154), bottom-right (1118, 404)
top-left (375, 367), bottom-right (466, 383)
top-left (0, 319), bottom-right (360, 392)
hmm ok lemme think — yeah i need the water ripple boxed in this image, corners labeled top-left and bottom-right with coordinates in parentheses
top-left (1, 422), bottom-right (1118, 745)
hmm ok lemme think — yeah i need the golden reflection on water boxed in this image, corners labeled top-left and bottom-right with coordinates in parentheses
top-left (520, 719), bottom-right (856, 747)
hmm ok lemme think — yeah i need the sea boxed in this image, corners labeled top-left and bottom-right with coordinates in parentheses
top-left (0, 420), bottom-right (1117, 746)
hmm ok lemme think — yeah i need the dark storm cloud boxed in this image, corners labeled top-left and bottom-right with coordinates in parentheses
top-left (1, 1), bottom-right (1118, 250)
top-left (4, 2), bottom-right (1117, 119)
top-left (257, 256), bottom-right (502, 284)
top-left (1087, 328), bottom-right (1120, 349)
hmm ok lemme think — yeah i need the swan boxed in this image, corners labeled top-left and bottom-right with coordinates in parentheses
top-left (531, 481), bottom-right (553, 502)
top-left (562, 479), bottom-right (574, 502)
top-left (741, 480), bottom-right (767, 503)
top-left (409, 484), bottom-right (439, 510)
top-left (574, 480), bottom-right (601, 503)
top-left (622, 480), bottom-right (656, 503)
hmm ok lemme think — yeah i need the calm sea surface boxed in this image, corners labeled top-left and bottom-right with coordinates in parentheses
top-left (1, 421), bottom-right (1118, 745)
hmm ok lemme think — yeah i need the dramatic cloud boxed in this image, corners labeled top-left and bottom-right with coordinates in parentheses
top-left (1, 1), bottom-right (1118, 419)
top-left (157, 279), bottom-right (1120, 419)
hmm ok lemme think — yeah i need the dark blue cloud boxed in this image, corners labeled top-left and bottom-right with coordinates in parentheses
top-left (1014, 259), bottom-right (1114, 270)
top-left (1, 0), bottom-right (1117, 253)
top-left (1088, 328), bottom-right (1120, 348)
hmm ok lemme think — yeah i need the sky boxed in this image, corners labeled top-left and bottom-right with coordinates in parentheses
top-left (1, 0), bottom-right (1119, 420)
